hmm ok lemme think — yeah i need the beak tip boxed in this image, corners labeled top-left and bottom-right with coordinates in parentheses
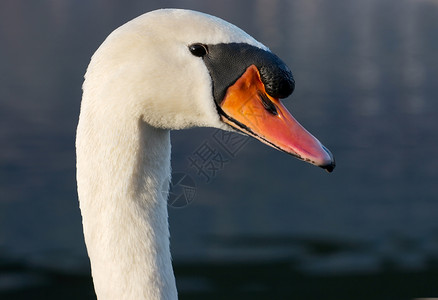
top-left (322, 161), bottom-right (336, 173)
top-left (320, 146), bottom-right (336, 173)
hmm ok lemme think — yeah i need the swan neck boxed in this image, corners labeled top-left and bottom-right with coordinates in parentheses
top-left (76, 116), bottom-right (176, 299)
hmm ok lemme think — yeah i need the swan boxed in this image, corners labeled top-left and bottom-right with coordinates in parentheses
top-left (76, 8), bottom-right (335, 300)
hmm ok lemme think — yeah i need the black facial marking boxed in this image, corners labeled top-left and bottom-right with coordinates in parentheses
top-left (199, 43), bottom-right (295, 105)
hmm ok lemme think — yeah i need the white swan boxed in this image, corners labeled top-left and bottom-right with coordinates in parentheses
top-left (76, 9), bottom-right (335, 300)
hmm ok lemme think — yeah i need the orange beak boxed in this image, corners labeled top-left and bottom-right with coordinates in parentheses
top-left (219, 65), bottom-right (335, 172)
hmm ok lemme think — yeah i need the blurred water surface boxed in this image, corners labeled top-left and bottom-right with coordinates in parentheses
top-left (1, 0), bottom-right (438, 299)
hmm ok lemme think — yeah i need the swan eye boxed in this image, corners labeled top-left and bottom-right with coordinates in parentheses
top-left (188, 43), bottom-right (208, 57)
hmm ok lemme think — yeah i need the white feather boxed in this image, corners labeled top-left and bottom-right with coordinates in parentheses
top-left (76, 9), bottom-right (267, 299)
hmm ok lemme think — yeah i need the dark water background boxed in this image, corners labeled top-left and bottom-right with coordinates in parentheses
top-left (1, 0), bottom-right (438, 299)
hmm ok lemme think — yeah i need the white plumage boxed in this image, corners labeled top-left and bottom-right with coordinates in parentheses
top-left (76, 8), bottom-right (334, 300)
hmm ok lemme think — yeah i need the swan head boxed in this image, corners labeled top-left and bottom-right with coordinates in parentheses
top-left (83, 9), bottom-right (335, 172)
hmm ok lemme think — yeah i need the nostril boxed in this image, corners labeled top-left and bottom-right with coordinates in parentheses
top-left (258, 91), bottom-right (278, 115)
